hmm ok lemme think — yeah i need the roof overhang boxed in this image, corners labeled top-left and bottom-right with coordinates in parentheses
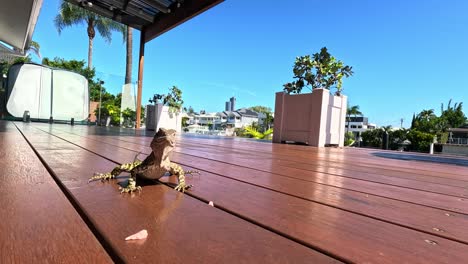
top-left (0, 43), bottom-right (24, 64)
top-left (0, 0), bottom-right (43, 53)
top-left (65, 0), bottom-right (224, 43)
top-left (450, 128), bottom-right (468, 133)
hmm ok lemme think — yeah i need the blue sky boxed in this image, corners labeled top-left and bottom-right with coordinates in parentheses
top-left (31, 0), bottom-right (468, 128)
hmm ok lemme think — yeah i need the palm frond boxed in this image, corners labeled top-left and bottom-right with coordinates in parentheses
top-left (244, 126), bottom-right (264, 139)
top-left (263, 128), bottom-right (273, 137)
top-left (27, 41), bottom-right (41, 59)
top-left (95, 17), bottom-right (125, 43)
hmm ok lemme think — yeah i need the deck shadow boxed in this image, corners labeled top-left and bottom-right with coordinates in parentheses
top-left (371, 152), bottom-right (468, 167)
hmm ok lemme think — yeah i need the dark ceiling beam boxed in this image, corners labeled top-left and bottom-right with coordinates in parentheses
top-left (143, 0), bottom-right (224, 43)
top-left (125, 5), bottom-right (155, 22)
top-left (142, 0), bottom-right (171, 14)
top-left (122, 0), bottom-right (130, 10)
top-left (65, 0), bottom-right (146, 29)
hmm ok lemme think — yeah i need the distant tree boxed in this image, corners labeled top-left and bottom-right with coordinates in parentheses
top-left (121, 107), bottom-right (136, 127)
top-left (407, 130), bottom-right (435, 152)
top-left (54, 1), bottom-right (125, 69)
top-left (381, 125), bottom-right (393, 132)
top-left (440, 99), bottom-right (466, 129)
top-left (283, 47), bottom-right (354, 95)
top-left (248, 105), bottom-right (274, 131)
top-left (389, 128), bottom-right (409, 150)
top-left (249, 121), bottom-right (261, 131)
top-left (249, 106), bottom-right (272, 114)
top-left (188, 106), bottom-right (195, 115)
top-left (182, 117), bottom-right (190, 127)
top-left (412, 109), bottom-right (438, 134)
top-left (361, 127), bottom-right (411, 150)
top-left (410, 113), bottom-right (417, 129)
top-left (264, 112), bottom-right (274, 130)
top-left (361, 129), bottom-right (384, 148)
top-left (418, 109), bottom-right (436, 121)
top-left (346, 105), bottom-right (362, 133)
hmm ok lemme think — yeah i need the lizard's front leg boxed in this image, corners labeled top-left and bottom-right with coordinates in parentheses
top-left (89, 161), bottom-right (142, 183)
top-left (119, 176), bottom-right (142, 193)
top-left (169, 163), bottom-right (193, 193)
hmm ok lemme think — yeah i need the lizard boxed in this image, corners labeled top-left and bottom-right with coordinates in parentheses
top-left (88, 128), bottom-right (198, 193)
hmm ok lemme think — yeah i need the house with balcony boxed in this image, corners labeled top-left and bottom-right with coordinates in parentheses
top-left (188, 108), bottom-right (259, 130)
top-left (442, 124), bottom-right (468, 156)
top-left (221, 108), bottom-right (259, 128)
top-left (345, 116), bottom-right (377, 137)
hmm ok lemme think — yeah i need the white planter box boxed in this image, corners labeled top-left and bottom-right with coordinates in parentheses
top-left (273, 89), bottom-right (347, 147)
top-left (145, 103), bottom-right (182, 132)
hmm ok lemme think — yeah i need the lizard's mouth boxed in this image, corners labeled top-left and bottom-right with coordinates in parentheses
top-left (169, 139), bottom-right (176, 146)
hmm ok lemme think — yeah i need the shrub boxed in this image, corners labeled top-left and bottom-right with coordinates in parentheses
top-left (407, 130), bottom-right (435, 152)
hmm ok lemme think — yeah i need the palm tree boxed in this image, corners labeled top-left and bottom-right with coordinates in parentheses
top-left (125, 26), bottom-right (133, 84)
top-left (346, 105), bottom-right (362, 133)
top-left (417, 109), bottom-right (435, 121)
top-left (54, 1), bottom-right (124, 69)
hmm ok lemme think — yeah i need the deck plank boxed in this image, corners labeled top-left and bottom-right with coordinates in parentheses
top-left (0, 121), bottom-right (112, 263)
top-left (30, 124), bottom-right (468, 263)
top-left (17, 123), bottom-right (337, 264)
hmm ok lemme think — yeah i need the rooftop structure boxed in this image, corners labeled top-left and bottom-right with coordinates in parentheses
top-left (0, 0), bottom-right (43, 57)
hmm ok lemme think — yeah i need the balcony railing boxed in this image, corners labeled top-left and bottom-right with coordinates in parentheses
top-left (448, 138), bottom-right (468, 145)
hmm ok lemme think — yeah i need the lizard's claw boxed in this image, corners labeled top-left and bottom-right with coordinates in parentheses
top-left (174, 183), bottom-right (193, 193)
top-left (119, 178), bottom-right (142, 193)
top-left (88, 172), bottom-right (114, 183)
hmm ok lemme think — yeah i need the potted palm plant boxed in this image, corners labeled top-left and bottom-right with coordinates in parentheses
top-left (273, 47), bottom-right (353, 147)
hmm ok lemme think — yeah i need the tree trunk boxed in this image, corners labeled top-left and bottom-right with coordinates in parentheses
top-left (125, 27), bottom-right (133, 84)
top-left (87, 19), bottom-right (95, 69)
top-left (88, 37), bottom-right (93, 69)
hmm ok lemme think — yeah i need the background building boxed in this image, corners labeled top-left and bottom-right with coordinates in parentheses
top-left (345, 116), bottom-right (377, 137)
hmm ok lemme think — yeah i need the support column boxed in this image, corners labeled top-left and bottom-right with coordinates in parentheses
top-left (136, 29), bottom-right (145, 129)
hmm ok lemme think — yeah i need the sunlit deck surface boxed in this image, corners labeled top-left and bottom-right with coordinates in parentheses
top-left (3, 120), bottom-right (468, 263)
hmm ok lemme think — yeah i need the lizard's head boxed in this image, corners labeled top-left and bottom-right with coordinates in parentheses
top-left (151, 128), bottom-right (177, 151)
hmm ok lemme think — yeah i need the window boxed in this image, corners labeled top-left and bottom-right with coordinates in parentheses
top-left (358, 125), bottom-right (362, 128)
top-left (351, 125), bottom-right (357, 128)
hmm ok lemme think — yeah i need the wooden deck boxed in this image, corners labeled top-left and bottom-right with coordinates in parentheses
top-left (2, 120), bottom-right (468, 263)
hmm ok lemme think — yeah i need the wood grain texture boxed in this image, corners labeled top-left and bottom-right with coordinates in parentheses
top-left (17, 123), bottom-right (337, 264)
top-left (0, 121), bottom-right (112, 263)
top-left (27, 123), bottom-right (468, 263)
top-left (42, 126), bottom-right (468, 241)
top-left (47, 124), bottom-right (468, 188)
